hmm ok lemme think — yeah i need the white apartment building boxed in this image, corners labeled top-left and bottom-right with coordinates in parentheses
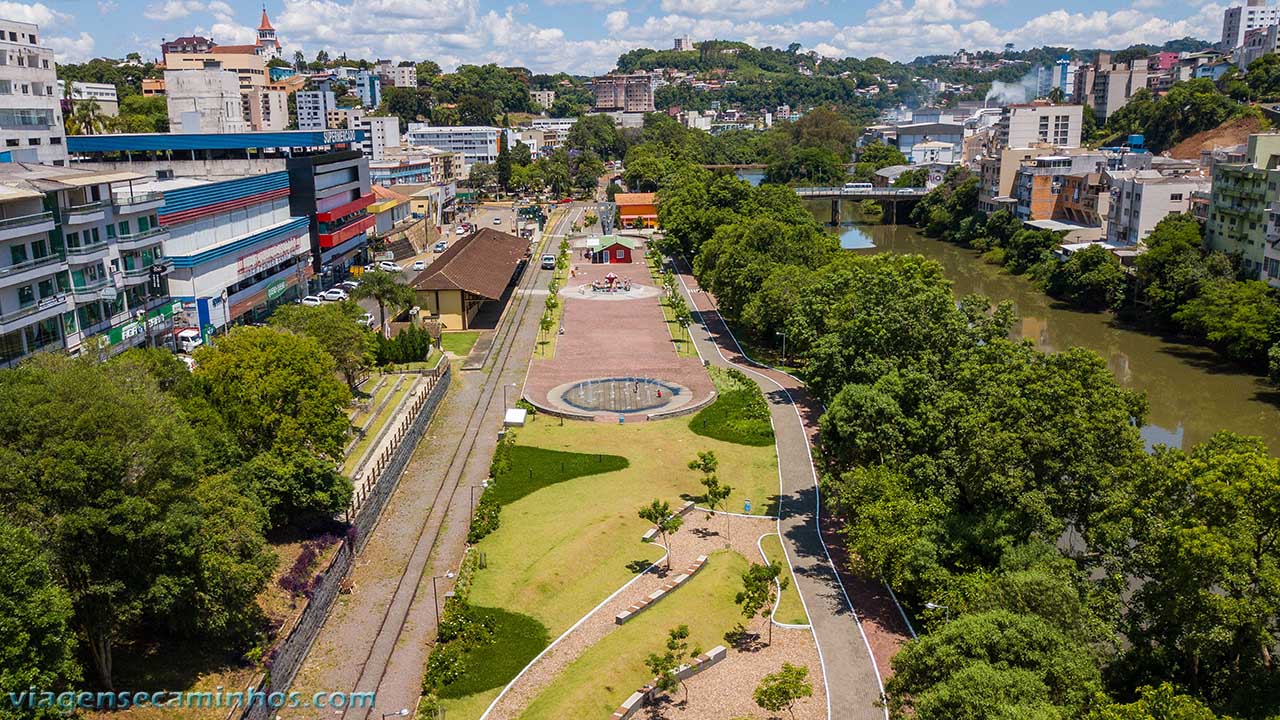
top-left (996, 103), bottom-right (1084, 150)
top-left (356, 116), bottom-right (400, 160)
top-left (164, 64), bottom-right (250, 134)
top-left (57, 80), bottom-right (120, 116)
top-left (374, 60), bottom-right (416, 88)
top-left (531, 117), bottom-right (577, 132)
top-left (404, 124), bottom-right (501, 174)
top-left (1105, 170), bottom-right (1209, 246)
top-left (531, 89), bottom-right (556, 109)
top-left (297, 90), bottom-right (336, 130)
top-left (243, 87), bottom-right (288, 131)
top-left (1222, 0), bottom-right (1280, 50)
top-left (354, 70), bottom-right (381, 109)
top-left (0, 20), bottom-right (66, 166)
top-left (674, 36), bottom-right (695, 52)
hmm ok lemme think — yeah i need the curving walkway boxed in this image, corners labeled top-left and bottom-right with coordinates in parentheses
top-left (670, 257), bottom-right (913, 720)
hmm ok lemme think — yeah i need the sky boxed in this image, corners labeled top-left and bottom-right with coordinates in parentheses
top-left (13, 0), bottom-right (1230, 74)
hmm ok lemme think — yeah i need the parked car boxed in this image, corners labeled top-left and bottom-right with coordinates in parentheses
top-left (320, 288), bottom-right (348, 302)
top-left (492, 216), bottom-right (503, 224)
top-left (362, 263), bottom-right (377, 272)
top-left (378, 261), bottom-right (401, 272)
top-left (175, 328), bottom-right (202, 353)
top-left (359, 312), bottom-right (376, 329)
top-left (540, 254), bottom-right (556, 270)
top-left (339, 280), bottom-right (360, 292)
top-left (434, 241), bottom-right (448, 252)
top-left (411, 260), bottom-right (427, 271)
top-left (300, 295), bottom-right (323, 307)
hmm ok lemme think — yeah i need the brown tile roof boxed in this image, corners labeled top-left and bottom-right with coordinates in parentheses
top-left (410, 228), bottom-right (527, 300)
top-left (212, 45), bottom-right (260, 54)
top-left (614, 192), bottom-right (656, 205)
top-left (371, 184), bottom-right (410, 202)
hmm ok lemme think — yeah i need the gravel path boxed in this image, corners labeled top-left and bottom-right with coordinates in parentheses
top-left (483, 510), bottom-right (776, 720)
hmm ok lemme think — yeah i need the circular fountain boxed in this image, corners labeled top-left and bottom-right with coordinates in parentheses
top-left (549, 376), bottom-right (692, 415)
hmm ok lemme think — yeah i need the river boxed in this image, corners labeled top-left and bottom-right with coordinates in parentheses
top-left (818, 213), bottom-right (1280, 453)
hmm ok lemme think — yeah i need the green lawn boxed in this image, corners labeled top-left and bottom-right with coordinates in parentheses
top-left (520, 550), bottom-right (749, 720)
top-left (759, 533), bottom-right (808, 626)
top-left (441, 331), bottom-right (481, 356)
top-left (658, 297), bottom-right (698, 359)
top-left (690, 367), bottom-right (775, 447)
top-left (436, 606), bottom-right (550, 698)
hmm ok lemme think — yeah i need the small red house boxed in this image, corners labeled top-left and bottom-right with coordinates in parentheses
top-left (589, 235), bottom-right (637, 264)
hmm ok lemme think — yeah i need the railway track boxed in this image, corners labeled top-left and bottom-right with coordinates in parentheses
top-left (338, 205), bottom-right (581, 720)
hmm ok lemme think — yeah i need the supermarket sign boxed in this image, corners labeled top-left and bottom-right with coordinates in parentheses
top-left (95, 300), bottom-right (182, 350)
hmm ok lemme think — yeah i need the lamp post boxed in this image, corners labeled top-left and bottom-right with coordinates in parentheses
top-left (924, 601), bottom-right (950, 622)
top-left (381, 710), bottom-right (409, 720)
top-left (431, 571), bottom-right (456, 632)
top-left (776, 331), bottom-right (787, 366)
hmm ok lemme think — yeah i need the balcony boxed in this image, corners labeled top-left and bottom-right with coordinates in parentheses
top-left (0, 211), bottom-right (54, 243)
top-left (62, 201), bottom-right (107, 225)
top-left (115, 226), bottom-right (169, 251)
top-left (70, 275), bottom-right (111, 302)
top-left (0, 253), bottom-right (65, 288)
top-left (63, 238), bottom-right (110, 264)
top-left (0, 293), bottom-right (69, 334)
top-left (112, 191), bottom-right (164, 215)
top-left (119, 259), bottom-right (171, 286)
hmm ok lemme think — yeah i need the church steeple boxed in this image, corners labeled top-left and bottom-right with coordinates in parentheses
top-left (258, 5), bottom-right (274, 30)
top-left (255, 4), bottom-right (281, 59)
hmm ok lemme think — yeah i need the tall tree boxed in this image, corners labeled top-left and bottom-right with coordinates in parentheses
top-left (352, 270), bottom-right (417, 339)
top-left (269, 301), bottom-right (376, 390)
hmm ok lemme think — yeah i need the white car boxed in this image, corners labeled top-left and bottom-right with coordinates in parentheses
top-left (492, 217), bottom-right (502, 224)
top-left (362, 263), bottom-right (377, 272)
top-left (359, 312), bottom-right (376, 329)
top-left (339, 280), bottom-right (360, 292)
top-left (455, 225), bottom-right (467, 235)
top-left (300, 295), bottom-right (323, 307)
top-left (377, 261), bottom-right (401, 272)
top-left (411, 260), bottom-right (427, 271)
top-left (319, 288), bottom-right (348, 302)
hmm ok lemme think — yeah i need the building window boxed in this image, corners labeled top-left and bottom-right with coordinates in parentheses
top-left (17, 285), bottom-right (34, 306)
top-left (1170, 193), bottom-right (1183, 201)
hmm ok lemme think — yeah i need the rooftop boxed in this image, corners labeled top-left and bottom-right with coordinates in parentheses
top-left (66, 129), bottom-right (366, 154)
top-left (614, 192), bottom-right (656, 205)
top-left (410, 228), bottom-right (528, 300)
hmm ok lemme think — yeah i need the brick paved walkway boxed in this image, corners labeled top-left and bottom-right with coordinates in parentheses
top-left (523, 251), bottom-right (714, 420)
top-left (670, 256), bottom-right (913, 720)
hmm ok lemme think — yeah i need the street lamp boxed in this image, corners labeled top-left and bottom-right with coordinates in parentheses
top-left (431, 571), bottom-right (456, 632)
top-left (381, 710), bottom-right (409, 720)
top-left (924, 602), bottom-right (950, 622)
top-left (502, 381), bottom-right (518, 409)
top-left (776, 331), bottom-right (787, 366)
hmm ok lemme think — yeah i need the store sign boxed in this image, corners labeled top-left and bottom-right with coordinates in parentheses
top-left (323, 129), bottom-right (356, 144)
top-left (97, 301), bottom-right (182, 349)
top-left (266, 279), bottom-right (288, 301)
top-left (237, 236), bottom-right (304, 277)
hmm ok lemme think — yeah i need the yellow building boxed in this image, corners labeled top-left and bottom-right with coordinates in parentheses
top-left (410, 228), bottom-right (529, 330)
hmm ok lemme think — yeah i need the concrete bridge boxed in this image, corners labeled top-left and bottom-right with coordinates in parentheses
top-left (794, 186), bottom-right (928, 224)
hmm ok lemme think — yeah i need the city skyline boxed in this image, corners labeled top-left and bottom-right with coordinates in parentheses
top-left (15, 0), bottom-right (1231, 74)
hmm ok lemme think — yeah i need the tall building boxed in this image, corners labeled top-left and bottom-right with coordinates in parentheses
top-left (531, 89), bottom-right (556, 109)
top-left (1054, 56), bottom-right (1079, 100)
top-left (164, 62), bottom-right (249, 134)
top-left (297, 90), bottom-right (336, 130)
top-left (1075, 53), bottom-right (1148, 122)
top-left (243, 87), bottom-right (289, 132)
top-left (0, 20), bottom-right (66, 166)
top-left (591, 73), bottom-right (655, 113)
top-left (1205, 133), bottom-right (1280, 278)
top-left (996, 103), bottom-right (1084, 150)
top-left (353, 116), bottom-right (400, 160)
top-left (674, 36), bottom-right (695, 52)
top-left (353, 70), bottom-right (382, 109)
top-left (404, 124), bottom-right (501, 173)
top-left (1221, 0), bottom-right (1280, 50)
top-left (374, 61), bottom-right (416, 88)
top-left (1010, 152), bottom-right (1112, 221)
top-left (0, 163), bottom-right (175, 366)
top-left (1105, 170), bottom-right (1209, 246)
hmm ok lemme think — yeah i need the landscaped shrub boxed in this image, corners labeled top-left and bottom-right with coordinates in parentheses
top-left (277, 532), bottom-right (341, 597)
top-left (376, 323), bottom-right (434, 365)
top-left (426, 605), bottom-right (550, 699)
top-left (466, 494), bottom-right (501, 544)
top-left (690, 367), bottom-right (774, 446)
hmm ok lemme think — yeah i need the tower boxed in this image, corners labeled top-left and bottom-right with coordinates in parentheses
top-left (256, 5), bottom-right (282, 60)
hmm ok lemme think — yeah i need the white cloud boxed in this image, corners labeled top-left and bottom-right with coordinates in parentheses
top-left (97, 0), bottom-right (118, 15)
top-left (659, 0), bottom-right (807, 19)
top-left (0, 1), bottom-right (69, 26)
top-left (605, 10), bottom-right (629, 33)
top-left (46, 32), bottom-right (96, 63)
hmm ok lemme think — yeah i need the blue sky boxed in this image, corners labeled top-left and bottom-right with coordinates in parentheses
top-left (14, 0), bottom-right (1227, 74)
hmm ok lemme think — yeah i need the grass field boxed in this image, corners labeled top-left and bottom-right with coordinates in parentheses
top-left (441, 331), bottom-right (481, 356)
top-left (658, 296), bottom-right (698, 359)
top-left (520, 550), bottom-right (749, 720)
top-left (759, 533), bottom-right (808, 626)
top-left (690, 366), bottom-right (775, 447)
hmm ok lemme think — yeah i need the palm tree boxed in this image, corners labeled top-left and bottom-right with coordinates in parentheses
top-left (352, 270), bottom-right (416, 338)
top-left (66, 99), bottom-right (107, 136)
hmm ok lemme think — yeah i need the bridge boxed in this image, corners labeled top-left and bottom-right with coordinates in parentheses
top-left (794, 186), bottom-right (928, 224)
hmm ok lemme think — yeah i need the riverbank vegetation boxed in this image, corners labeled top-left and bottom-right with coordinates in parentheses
top-left (909, 168), bottom-right (1280, 377)
top-left (637, 136), bottom-right (1280, 717)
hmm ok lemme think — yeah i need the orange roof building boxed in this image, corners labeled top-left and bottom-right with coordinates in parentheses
top-left (615, 192), bottom-right (658, 229)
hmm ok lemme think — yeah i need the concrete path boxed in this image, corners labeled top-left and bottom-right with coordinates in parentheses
top-left (671, 258), bottom-right (913, 720)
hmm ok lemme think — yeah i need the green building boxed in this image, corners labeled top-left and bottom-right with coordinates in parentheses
top-left (1205, 133), bottom-right (1280, 278)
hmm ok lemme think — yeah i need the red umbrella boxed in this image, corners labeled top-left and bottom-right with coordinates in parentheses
top-left (605, 272), bottom-right (618, 281)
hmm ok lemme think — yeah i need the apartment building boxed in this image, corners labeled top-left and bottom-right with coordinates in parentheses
top-left (57, 81), bottom-right (119, 116)
top-left (531, 89), bottom-right (556, 109)
top-left (354, 116), bottom-right (400, 160)
top-left (297, 90), bottom-right (336, 131)
top-left (1074, 53), bottom-right (1148, 122)
top-left (1205, 133), bottom-right (1280, 277)
top-left (0, 163), bottom-right (174, 365)
top-left (995, 103), bottom-right (1084, 150)
top-left (163, 50), bottom-right (269, 91)
top-left (160, 35), bottom-right (215, 56)
top-left (0, 20), bottom-right (66, 166)
top-left (374, 60), bottom-right (416, 88)
top-left (164, 63), bottom-right (249, 134)
top-left (1239, 24), bottom-right (1280, 68)
top-left (404, 124), bottom-right (501, 173)
top-left (977, 146), bottom-right (1060, 213)
top-left (591, 73), bottom-right (655, 113)
top-left (1011, 153), bottom-right (1112, 221)
top-left (1104, 170), bottom-right (1208, 246)
top-left (353, 70), bottom-right (381, 109)
top-left (328, 107), bottom-right (364, 132)
top-left (1222, 0), bottom-right (1280, 50)
top-left (243, 87), bottom-right (289, 132)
